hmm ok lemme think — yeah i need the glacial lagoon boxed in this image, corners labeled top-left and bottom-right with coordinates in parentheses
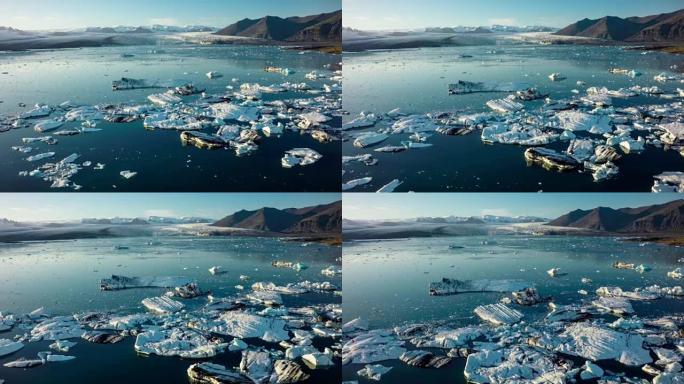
top-left (342, 235), bottom-right (684, 383)
top-left (0, 235), bottom-right (342, 383)
top-left (342, 44), bottom-right (684, 192)
top-left (0, 44), bottom-right (341, 191)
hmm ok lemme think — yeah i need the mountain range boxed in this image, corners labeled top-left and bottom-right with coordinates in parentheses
top-left (212, 201), bottom-right (341, 235)
top-left (555, 8), bottom-right (684, 42)
top-left (214, 10), bottom-right (341, 42)
top-left (548, 200), bottom-right (684, 233)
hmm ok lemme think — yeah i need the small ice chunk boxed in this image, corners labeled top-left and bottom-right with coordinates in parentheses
top-left (120, 170), bottom-right (137, 179)
top-left (141, 296), bottom-right (185, 314)
top-left (342, 177), bottom-right (372, 191)
top-left (376, 179), bottom-right (402, 193)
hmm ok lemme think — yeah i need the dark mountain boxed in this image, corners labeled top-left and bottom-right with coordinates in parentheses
top-left (548, 200), bottom-right (684, 233)
top-left (214, 10), bottom-right (341, 42)
top-left (212, 201), bottom-right (341, 234)
top-left (556, 9), bottom-right (684, 42)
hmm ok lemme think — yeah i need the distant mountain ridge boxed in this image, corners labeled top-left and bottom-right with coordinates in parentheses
top-left (214, 10), bottom-right (341, 42)
top-left (212, 201), bottom-right (341, 234)
top-left (548, 200), bottom-right (684, 233)
top-left (556, 8), bottom-right (684, 42)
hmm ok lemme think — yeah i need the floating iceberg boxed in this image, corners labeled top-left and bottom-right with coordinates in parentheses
top-left (353, 132), bottom-right (388, 148)
top-left (554, 111), bottom-right (612, 133)
top-left (281, 148), bottom-right (322, 168)
top-left (198, 311), bottom-right (289, 342)
top-left (34, 119), bottom-right (63, 133)
top-left (429, 278), bottom-right (534, 296)
top-left (524, 147), bottom-right (580, 171)
top-left (485, 98), bottom-right (523, 113)
top-left (26, 152), bottom-right (56, 162)
top-left (342, 177), bottom-right (373, 191)
top-left (474, 303), bottom-right (523, 325)
top-left (147, 92), bottom-right (182, 107)
top-left (399, 350), bottom-right (452, 368)
top-left (447, 80), bottom-right (532, 95)
top-left (141, 296), bottom-right (185, 314)
top-left (135, 328), bottom-right (226, 358)
top-left (357, 364), bottom-right (392, 381)
top-left (0, 339), bottom-right (23, 357)
top-left (652, 172), bottom-right (684, 193)
top-left (187, 362), bottom-right (252, 384)
top-left (343, 112), bottom-right (378, 130)
top-left (376, 179), bottom-right (402, 193)
top-left (274, 360), bottom-right (310, 383)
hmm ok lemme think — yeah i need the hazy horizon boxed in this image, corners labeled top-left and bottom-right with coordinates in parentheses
top-left (343, 0), bottom-right (683, 30)
top-left (0, 193), bottom-right (340, 222)
top-left (1, 0), bottom-right (340, 31)
top-left (343, 194), bottom-right (683, 221)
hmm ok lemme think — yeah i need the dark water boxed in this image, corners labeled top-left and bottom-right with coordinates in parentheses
top-left (343, 44), bottom-right (684, 192)
top-left (0, 44), bottom-right (341, 191)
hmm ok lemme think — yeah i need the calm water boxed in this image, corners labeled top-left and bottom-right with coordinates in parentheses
top-left (342, 44), bottom-right (684, 192)
top-left (0, 44), bottom-right (341, 191)
top-left (0, 235), bottom-right (341, 383)
top-left (342, 234), bottom-right (684, 383)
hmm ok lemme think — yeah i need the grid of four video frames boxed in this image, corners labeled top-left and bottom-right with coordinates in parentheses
top-left (1, 0), bottom-right (684, 383)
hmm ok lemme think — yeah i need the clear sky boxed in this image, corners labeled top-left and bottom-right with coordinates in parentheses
top-left (1, 0), bottom-right (341, 30)
top-left (343, 193), bottom-right (684, 220)
top-left (0, 193), bottom-right (340, 222)
top-left (343, 0), bottom-right (684, 30)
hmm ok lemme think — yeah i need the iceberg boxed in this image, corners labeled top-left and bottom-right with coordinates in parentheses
top-left (112, 78), bottom-right (164, 90)
top-left (206, 71), bottom-right (222, 79)
top-left (0, 339), bottom-right (23, 357)
top-left (180, 131), bottom-right (228, 149)
top-left (357, 364), bottom-right (392, 381)
top-left (343, 112), bottom-right (378, 130)
top-left (342, 330), bottom-right (406, 365)
top-left (147, 92), bottom-right (182, 107)
top-left (399, 350), bottom-right (452, 368)
top-left (548, 72), bottom-right (566, 81)
top-left (135, 328), bottom-right (227, 358)
top-left (485, 98), bottom-right (523, 113)
top-left (298, 112), bottom-right (331, 129)
top-left (555, 323), bottom-right (651, 366)
top-left (281, 148), bottom-right (322, 168)
top-left (391, 115), bottom-right (438, 134)
top-left (26, 152), bottom-right (56, 162)
top-left (659, 122), bottom-right (684, 145)
top-left (187, 362), bottom-right (253, 384)
top-left (652, 172), bottom-right (684, 193)
top-left (34, 119), bottom-right (64, 133)
top-left (429, 278), bottom-right (534, 296)
top-left (141, 296), bottom-right (185, 314)
top-left (447, 80), bottom-right (532, 95)
top-left (211, 103), bottom-right (260, 122)
top-left (342, 177), bottom-right (373, 191)
top-left (274, 360), bottom-right (310, 383)
top-left (239, 350), bottom-right (273, 383)
top-left (353, 132), bottom-right (388, 148)
top-left (100, 275), bottom-right (192, 290)
top-left (592, 296), bottom-right (634, 315)
top-left (18, 104), bottom-right (52, 119)
top-left (474, 303), bottom-right (523, 325)
top-left (524, 147), bottom-right (580, 171)
top-left (376, 179), bottom-right (402, 193)
top-left (120, 170), bottom-right (137, 179)
top-left (554, 110), bottom-right (612, 133)
top-left (198, 311), bottom-right (289, 342)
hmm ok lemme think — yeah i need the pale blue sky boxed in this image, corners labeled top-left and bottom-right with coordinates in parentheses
top-left (343, 194), bottom-right (684, 220)
top-left (2, 0), bottom-right (340, 30)
top-left (343, 0), bottom-right (684, 30)
top-left (0, 193), bottom-right (340, 222)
